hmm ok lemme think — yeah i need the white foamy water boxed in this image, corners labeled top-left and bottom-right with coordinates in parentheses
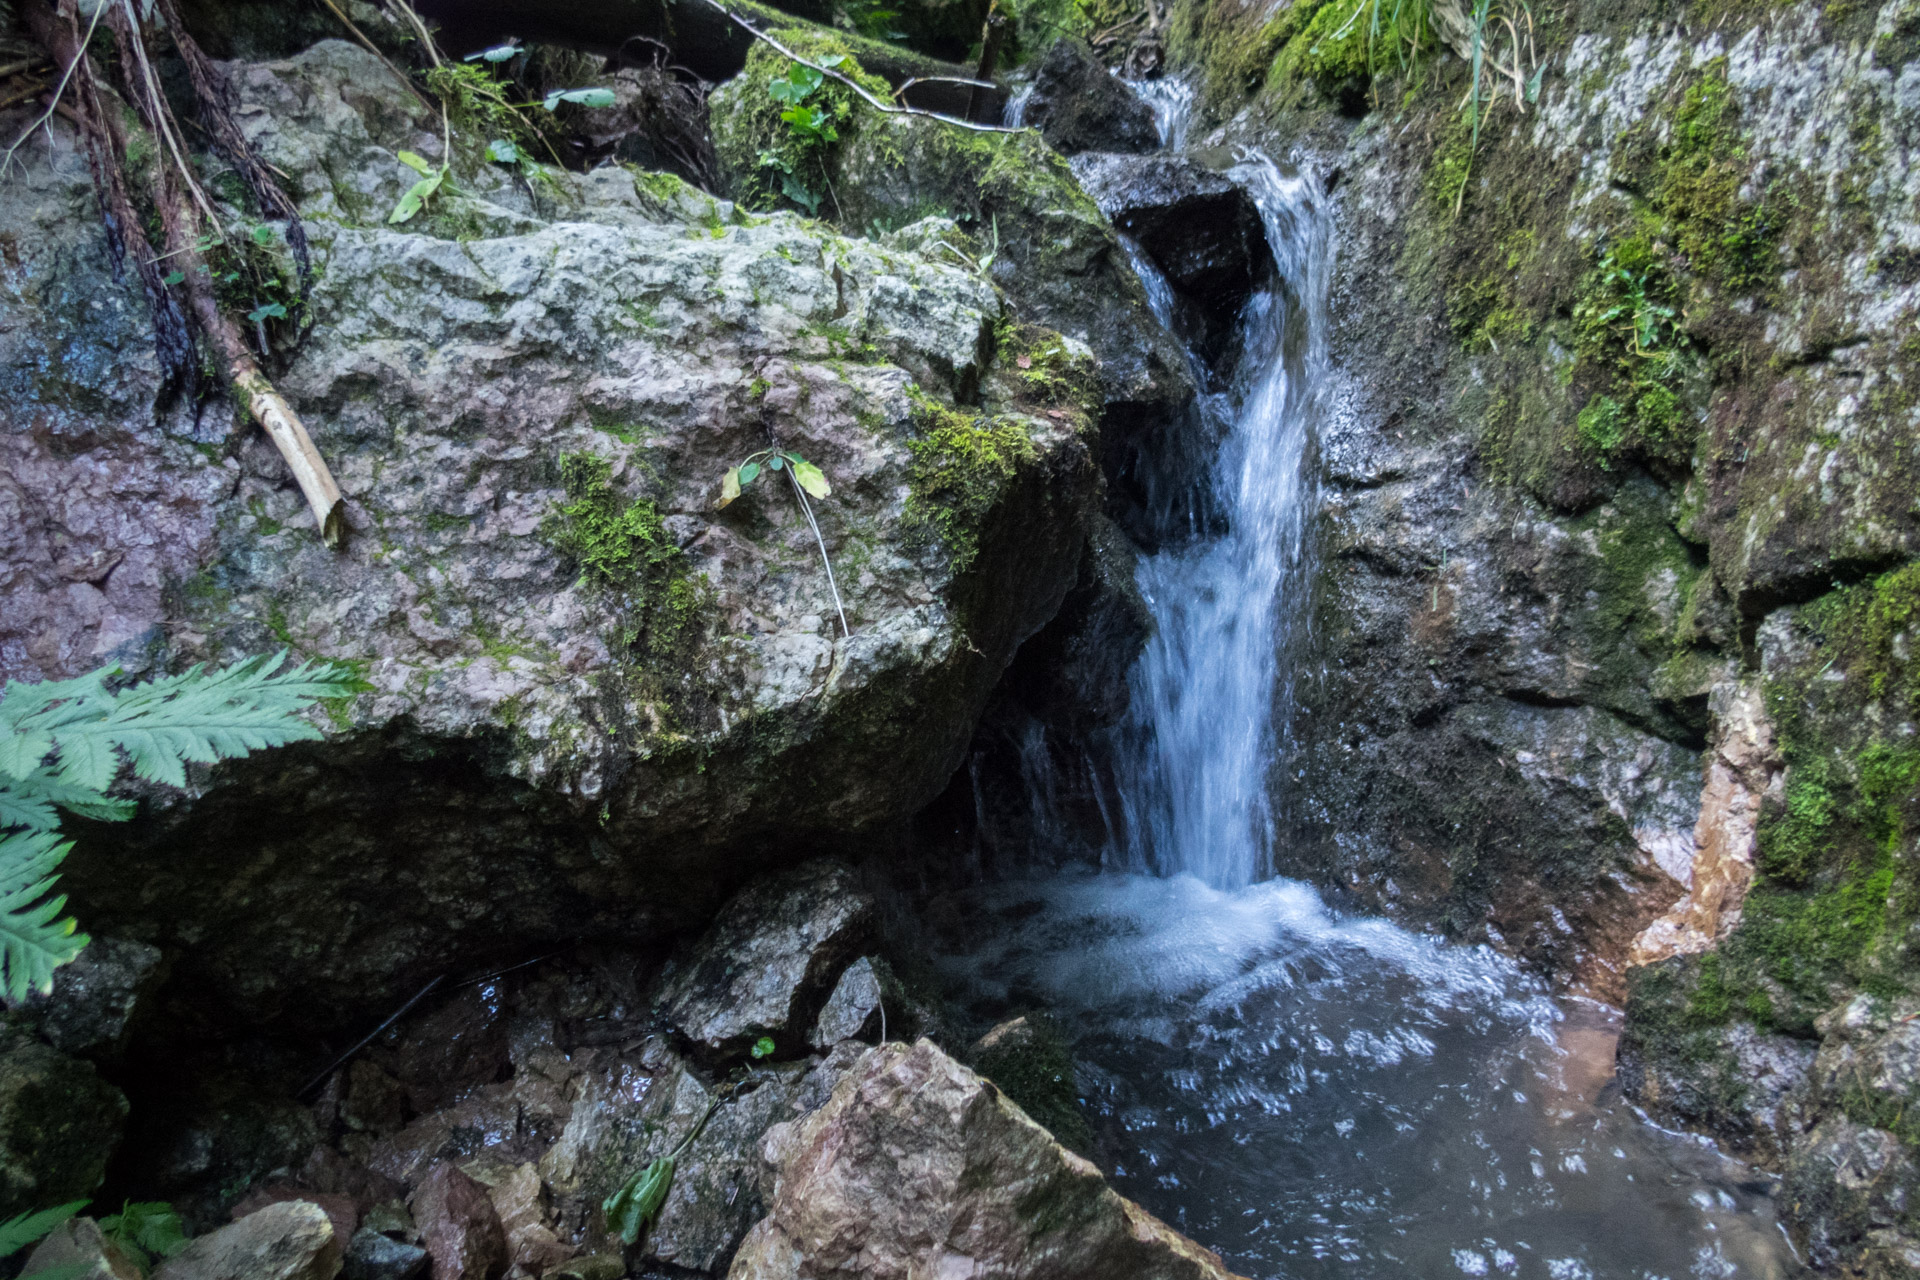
top-left (1129, 74), bottom-right (1198, 149)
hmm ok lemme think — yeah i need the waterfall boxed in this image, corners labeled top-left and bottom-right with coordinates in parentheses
top-left (1106, 160), bottom-right (1328, 890)
top-left (1129, 75), bottom-right (1197, 149)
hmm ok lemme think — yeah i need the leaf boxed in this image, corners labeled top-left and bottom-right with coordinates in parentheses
top-left (603, 1157), bottom-right (673, 1245)
top-left (752, 1035), bottom-right (776, 1058)
top-left (247, 303), bottom-right (288, 324)
top-left (99, 1202), bottom-right (187, 1264)
top-left (467, 42), bottom-right (519, 62)
top-left (737, 461), bottom-right (761, 487)
top-left (767, 454), bottom-right (785, 472)
top-left (389, 172), bottom-right (443, 225)
top-left (792, 460), bottom-right (830, 500)
top-left (543, 87), bottom-right (617, 110)
top-left (817, 53), bottom-right (847, 67)
top-left (718, 468), bottom-right (741, 509)
top-left (779, 174), bottom-right (821, 217)
top-left (397, 150), bottom-right (435, 176)
top-left (1525, 61), bottom-right (1546, 104)
top-left (0, 829), bottom-right (86, 1003)
top-left (0, 1203), bottom-right (88, 1260)
top-left (485, 139), bottom-right (519, 164)
top-left (161, 270), bottom-right (185, 286)
top-left (250, 224), bottom-right (275, 246)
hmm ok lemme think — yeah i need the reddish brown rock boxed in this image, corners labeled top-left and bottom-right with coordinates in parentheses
top-left (411, 1164), bottom-right (507, 1280)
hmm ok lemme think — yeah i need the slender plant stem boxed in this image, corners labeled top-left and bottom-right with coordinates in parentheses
top-left (0, 0), bottom-right (106, 176)
top-left (787, 468), bottom-right (851, 639)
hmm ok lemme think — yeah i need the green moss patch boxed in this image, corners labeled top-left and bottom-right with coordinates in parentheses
top-left (905, 393), bottom-right (1039, 572)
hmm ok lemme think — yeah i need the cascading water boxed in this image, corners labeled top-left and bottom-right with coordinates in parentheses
top-left (930, 77), bottom-right (1800, 1280)
top-left (1108, 159), bottom-right (1322, 889)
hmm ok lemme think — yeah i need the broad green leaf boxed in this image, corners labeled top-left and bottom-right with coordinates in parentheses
top-left (389, 172), bottom-right (443, 225)
top-left (752, 1035), bottom-right (776, 1058)
top-left (250, 224), bottom-right (275, 245)
top-left (817, 53), bottom-right (847, 67)
top-left (603, 1157), bottom-right (673, 1244)
top-left (247, 302), bottom-right (288, 323)
top-left (737, 462), bottom-right (761, 486)
top-left (792, 460), bottom-right (831, 500)
top-left (161, 270), bottom-right (185, 286)
top-left (718, 468), bottom-right (741, 508)
top-left (543, 87), bottom-right (616, 110)
top-left (767, 454), bottom-right (785, 472)
top-left (0, 1202), bottom-right (88, 1259)
top-left (486, 139), bottom-right (519, 164)
top-left (468, 42), bottom-right (519, 62)
top-left (396, 150), bottom-right (434, 176)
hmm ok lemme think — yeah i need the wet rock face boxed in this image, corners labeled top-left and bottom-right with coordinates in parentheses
top-left (730, 1039), bottom-right (1247, 1280)
top-left (23, 936), bottom-right (165, 1060)
top-left (5, 39), bottom-right (1103, 1036)
top-left (1020, 38), bottom-right (1161, 155)
top-left (1068, 153), bottom-right (1269, 326)
top-left (656, 859), bottom-right (876, 1058)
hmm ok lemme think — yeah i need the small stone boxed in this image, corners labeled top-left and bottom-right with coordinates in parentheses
top-left (810, 957), bottom-right (883, 1050)
top-left (151, 1200), bottom-right (342, 1280)
top-left (343, 1227), bottom-right (429, 1280)
top-left (23, 1217), bottom-right (143, 1280)
top-left (411, 1162), bottom-right (507, 1280)
top-left (656, 860), bottom-right (876, 1058)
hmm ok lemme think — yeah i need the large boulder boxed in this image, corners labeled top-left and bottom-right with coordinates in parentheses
top-left (656, 859), bottom-right (875, 1057)
top-left (1018, 39), bottom-right (1160, 155)
top-left (727, 1039), bottom-right (1248, 1280)
top-left (0, 1037), bottom-right (129, 1220)
top-left (3, 40), bottom-right (1100, 1036)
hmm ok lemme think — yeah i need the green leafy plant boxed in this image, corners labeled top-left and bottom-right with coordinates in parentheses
top-left (751, 1035), bottom-right (777, 1059)
top-left (0, 654), bottom-right (360, 1001)
top-left (99, 1202), bottom-right (188, 1269)
top-left (605, 1157), bottom-right (675, 1246)
top-left (388, 148), bottom-right (448, 225)
top-left (757, 56), bottom-right (849, 217)
top-left (718, 448), bottom-right (850, 637)
top-left (1, 1200), bottom-right (91, 1280)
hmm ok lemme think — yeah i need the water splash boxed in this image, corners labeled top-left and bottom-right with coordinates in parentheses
top-left (1106, 158), bottom-right (1327, 889)
top-left (1002, 84), bottom-right (1035, 127)
top-left (1128, 74), bottom-right (1198, 149)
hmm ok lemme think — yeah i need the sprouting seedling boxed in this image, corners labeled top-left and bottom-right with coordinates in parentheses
top-left (718, 448), bottom-right (851, 639)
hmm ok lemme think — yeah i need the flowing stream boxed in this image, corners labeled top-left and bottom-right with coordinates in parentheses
top-left (937, 82), bottom-right (1803, 1279)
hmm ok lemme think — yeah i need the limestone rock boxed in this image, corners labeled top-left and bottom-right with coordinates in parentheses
top-left (1019, 38), bottom-right (1159, 155)
top-left (23, 1217), bottom-right (143, 1280)
top-left (810, 956), bottom-right (883, 1049)
top-left (727, 1039), bottom-right (1248, 1280)
top-left (658, 860), bottom-right (875, 1057)
top-left (1784, 1118), bottom-right (1920, 1271)
top-left (343, 1228), bottom-right (429, 1280)
top-left (233, 1186), bottom-right (360, 1254)
top-left (410, 1164), bottom-right (506, 1280)
top-left (0, 1038), bottom-right (129, 1220)
top-left (4, 38), bottom-right (1097, 1044)
top-left (25, 936), bottom-right (165, 1059)
top-left (152, 1200), bottom-right (343, 1280)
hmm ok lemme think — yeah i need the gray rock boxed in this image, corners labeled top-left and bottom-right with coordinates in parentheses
top-left (23, 1217), bottom-right (142, 1280)
top-left (409, 1163), bottom-right (505, 1280)
top-left (1785, 1118), bottom-right (1920, 1271)
top-left (343, 1228), bottom-right (428, 1280)
top-left (26, 936), bottom-right (165, 1059)
top-left (1068, 153), bottom-right (1270, 320)
top-left (5, 39), bottom-right (1099, 1041)
top-left (1020, 39), bottom-right (1159, 155)
top-left (658, 860), bottom-right (876, 1058)
top-left (151, 1200), bottom-right (343, 1280)
top-left (0, 1037), bottom-right (129, 1220)
top-left (810, 957), bottom-right (883, 1049)
top-left (729, 1040), bottom-right (1244, 1280)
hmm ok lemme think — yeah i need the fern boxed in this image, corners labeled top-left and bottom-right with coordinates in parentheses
top-left (0, 1202), bottom-right (87, 1258)
top-left (0, 652), bottom-right (360, 1002)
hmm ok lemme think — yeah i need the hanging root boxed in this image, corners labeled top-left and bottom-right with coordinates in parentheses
top-left (20, 0), bottom-right (346, 546)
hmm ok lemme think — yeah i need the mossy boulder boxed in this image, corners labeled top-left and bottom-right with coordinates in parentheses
top-left (1, 42), bottom-right (1104, 1036)
top-left (0, 1036), bottom-right (129, 1220)
top-left (708, 37), bottom-right (1192, 431)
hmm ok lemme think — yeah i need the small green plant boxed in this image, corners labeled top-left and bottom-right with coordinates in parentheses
top-left (388, 149), bottom-right (449, 224)
top-left (718, 448), bottom-right (850, 637)
top-left (0, 1201), bottom-right (87, 1265)
top-left (751, 1035), bottom-right (777, 1058)
top-left (757, 57), bottom-right (849, 217)
top-left (0, 654), bottom-right (360, 1001)
top-left (602, 1086), bottom-right (732, 1245)
top-left (99, 1203), bottom-right (188, 1269)
top-left (1583, 253), bottom-right (1679, 357)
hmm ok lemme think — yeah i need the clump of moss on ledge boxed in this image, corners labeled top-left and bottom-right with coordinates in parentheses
top-left (545, 452), bottom-right (709, 666)
top-left (904, 392), bottom-right (1037, 573)
top-left (969, 1013), bottom-right (1093, 1155)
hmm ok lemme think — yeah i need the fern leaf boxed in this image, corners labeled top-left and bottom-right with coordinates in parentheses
top-left (0, 773), bottom-right (136, 831)
top-left (0, 1202), bottom-right (90, 1259)
top-left (0, 829), bottom-right (87, 1002)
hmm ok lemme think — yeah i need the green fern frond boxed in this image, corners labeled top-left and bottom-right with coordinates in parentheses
top-left (0, 652), bottom-right (361, 791)
top-left (0, 829), bottom-right (88, 1002)
top-left (0, 1201), bottom-right (89, 1259)
top-left (0, 652), bottom-right (361, 1001)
